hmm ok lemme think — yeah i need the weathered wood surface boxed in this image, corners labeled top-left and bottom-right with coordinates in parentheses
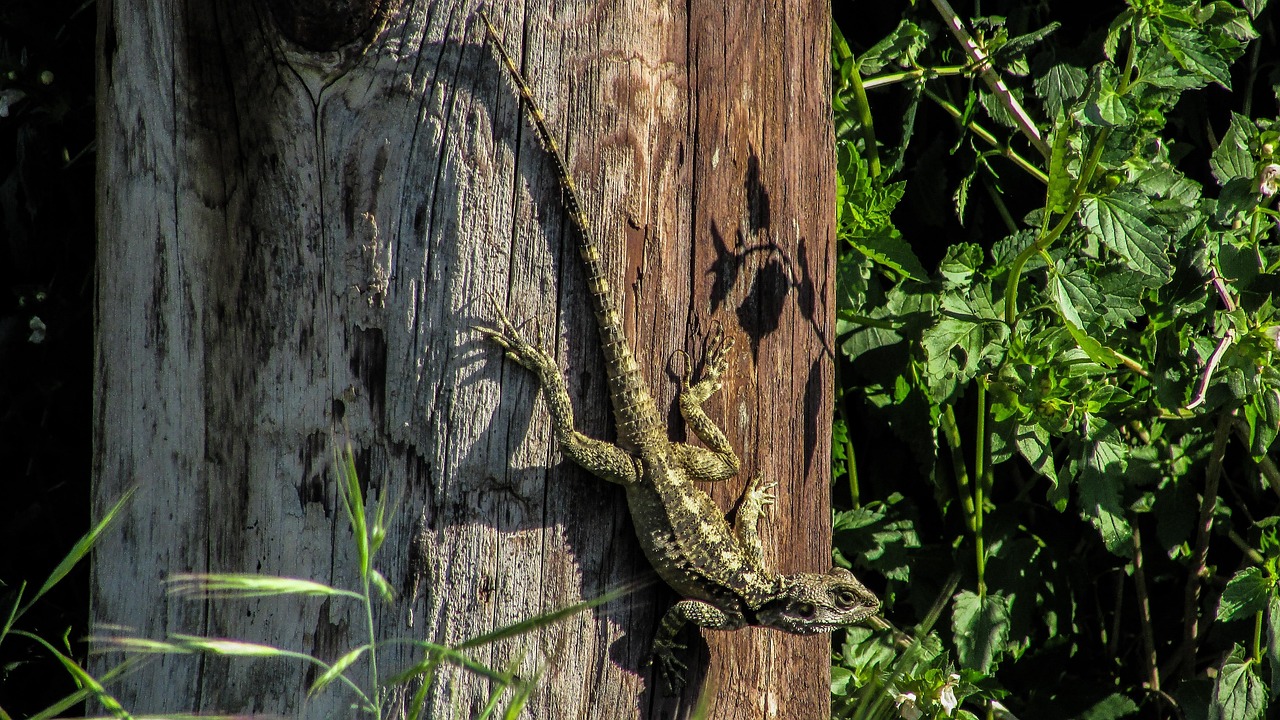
top-left (92, 1), bottom-right (835, 717)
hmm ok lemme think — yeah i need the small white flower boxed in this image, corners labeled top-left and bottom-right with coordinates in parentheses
top-left (938, 673), bottom-right (961, 716)
top-left (1260, 164), bottom-right (1280, 198)
top-left (894, 692), bottom-right (923, 720)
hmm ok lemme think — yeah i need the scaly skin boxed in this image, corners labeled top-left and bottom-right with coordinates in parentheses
top-left (477, 11), bottom-right (881, 693)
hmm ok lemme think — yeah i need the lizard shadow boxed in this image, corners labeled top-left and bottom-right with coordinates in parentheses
top-left (396, 15), bottom-right (833, 709)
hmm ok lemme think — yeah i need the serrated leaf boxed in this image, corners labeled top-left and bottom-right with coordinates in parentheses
top-left (1045, 122), bottom-right (1073, 215)
top-left (1212, 645), bottom-right (1267, 720)
top-left (1016, 422), bottom-right (1058, 488)
top-left (1048, 274), bottom-right (1121, 368)
top-left (1077, 423), bottom-right (1132, 555)
top-left (1212, 113), bottom-right (1256, 187)
top-left (857, 19), bottom-right (929, 75)
top-left (1218, 567), bottom-right (1272, 622)
top-left (1161, 27), bottom-right (1232, 90)
top-left (1080, 194), bottom-right (1173, 280)
top-left (849, 228), bottom-right (929, 281)
top-left (1034, 63), bottom-right (1087, 119)
top-left (951, 590), bottom-right (1011, 673)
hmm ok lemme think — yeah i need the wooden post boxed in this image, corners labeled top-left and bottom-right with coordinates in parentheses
top-left (93, 1), bottom-right (834, 717)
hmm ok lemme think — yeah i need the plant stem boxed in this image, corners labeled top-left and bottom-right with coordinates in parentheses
top-left (931, 0), bottom-right (1050, 157)
top-left (1132, 523), bottom-right (1160, 692)
top-left (974, 381), bottom-right (989, 596)
top-left (862, 65), bottom-right (968, 89)
top-left (833, 26), bottom-right (881, 178)
top-left (941, 404), bottom-right (976, 533)
top-left (1177, 411), bottom-right (1233, 679)
top-left (925, 90), bottom-right (1049, 184)
top-left (1002, 126), bottom-right (1110, 325)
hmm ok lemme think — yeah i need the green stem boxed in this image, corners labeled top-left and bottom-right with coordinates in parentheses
top-left (834, 357), bottom-right (861, 508)
top-left (925, 90), bottom-right (1049, 184)
top-left (1003, 126), bottom-right (1110, 325)
top-left (849, 66), bottom-right (881, 178)
top-left (974, 381), bottom-right (989, 597)
top-left (366, 566), bottom-right (378, 712)
top-left (862, 65), bottom-right (968, 89)
top-left (941, 404), bottom-right (976, 533)
top-left (1253, 608), bottom-right (1264, 663)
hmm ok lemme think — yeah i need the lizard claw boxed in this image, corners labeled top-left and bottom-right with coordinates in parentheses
top-left (649, 638), bottom-right (689, 695)
top-left (474, 293), bottom-right (554, 373)
top-left (745, 473), bottom-right (777, 518)
top-left (703, 321), bottom-right (734, 383)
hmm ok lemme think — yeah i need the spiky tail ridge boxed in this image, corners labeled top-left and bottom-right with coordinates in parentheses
top-left (480, 11), bottom-right (661, 448)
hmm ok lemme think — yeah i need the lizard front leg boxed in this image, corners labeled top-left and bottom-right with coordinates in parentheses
top-left (476, 305), bottom-right (639, 486)
top-left (651, 599), bottom-right (747, 694)
top-left (733, 473), bottom-right (777, 571)
top-left (673, 324), bottom-right (741, 482)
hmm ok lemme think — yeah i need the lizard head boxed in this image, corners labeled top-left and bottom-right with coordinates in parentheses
top-left (756, 566), bottom-right (880, 634)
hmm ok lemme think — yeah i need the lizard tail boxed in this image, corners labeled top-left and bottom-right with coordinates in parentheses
top-left (481, 11), bottom-right (662, 448)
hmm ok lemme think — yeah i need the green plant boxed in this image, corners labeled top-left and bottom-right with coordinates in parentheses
top-left (1, 491), bottom-right (134, 719)
top-left (102, 441), bottom-right (639, 719)
top-left (832, 1), bottom-right (1280, 717)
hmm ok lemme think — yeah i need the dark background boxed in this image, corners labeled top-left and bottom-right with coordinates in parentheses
top-left (1, 0), bottom-right (1275, 715)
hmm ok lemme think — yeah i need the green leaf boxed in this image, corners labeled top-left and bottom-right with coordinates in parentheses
top-left (1077, 693), bottom-right (1140, 720)
top-left (23, 489), bottom-right (135, 617)
top-left (1015, 422), bottom-right (1058, 488)
top-left (951, 590), bottom-right (1011, 673)
top-left (1211, 113), bottom-right (1256, 187)
top-left (857, 19), bottom-right (929, 75)
top-left (1212, 645), bottom-right (1266, 720)
top-left (1079, 193), bottom-right (1174, 280)
top-left (850, 229), bottom-right (929, 281)
top-left (1048, 273), bottom-right (1121, 368)
top-left (310, 646), bottom-right (368, 696)
top-left (1034, 62), bottom-right (1088, 119)
top-left (1160, 27), bottom-right (1232, 90)
top-left (1218, 567), bottom-right (1273, 622)
top-left (1076, 421), bottom-right (1132, 555)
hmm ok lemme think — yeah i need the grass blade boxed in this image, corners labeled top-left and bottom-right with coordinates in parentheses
top-left (166, 573), bottom-right (362, 601)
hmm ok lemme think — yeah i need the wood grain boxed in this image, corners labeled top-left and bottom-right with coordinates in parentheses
top-left (93, 1), bottom-right (834, 717)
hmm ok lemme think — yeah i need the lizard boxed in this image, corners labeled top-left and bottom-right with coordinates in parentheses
top-left (475, 10), bottom-right (881, 693)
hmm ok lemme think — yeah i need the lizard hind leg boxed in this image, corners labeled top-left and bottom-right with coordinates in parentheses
top-left (475, 296), bottom-right (640, 486)
top-left (672, 322), bottom-right (741, 482)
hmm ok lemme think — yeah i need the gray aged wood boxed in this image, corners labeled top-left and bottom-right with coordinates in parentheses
top-left (92, 1), bottom-right (836, 718)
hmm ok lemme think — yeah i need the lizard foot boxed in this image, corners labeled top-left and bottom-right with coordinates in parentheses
top-left (701, 321), bottom-right (734, 385)
top-left (473, 294), bottom-right (557, 375)
top-left (743, 473), bottom-right (777, 517)
top-left (649, 638), bottom-right (689, 695)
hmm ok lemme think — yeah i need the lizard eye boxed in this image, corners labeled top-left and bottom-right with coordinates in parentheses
top-left (793, 602), bottom-right (816, 619)
top-left (834, 589), bottom-right (859, 609)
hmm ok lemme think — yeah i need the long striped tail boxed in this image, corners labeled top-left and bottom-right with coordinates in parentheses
top-left (480, 11), bottom-right (661, 448)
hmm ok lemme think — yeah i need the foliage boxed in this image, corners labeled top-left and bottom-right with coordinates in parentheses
top-left (100, 440), bottom-right (641, 719)
top-left (0, 492), bottom-right (134, 719)
top-left (832, 0), bottom-right (1280, 717)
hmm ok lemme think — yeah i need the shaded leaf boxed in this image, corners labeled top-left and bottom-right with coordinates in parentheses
top-left (1212, 645), bottom-right (1266, 720)
top-left (952, 590), bottom-right (1011, 673)
top-left (1076, 421), bottom-right (1132, 554)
